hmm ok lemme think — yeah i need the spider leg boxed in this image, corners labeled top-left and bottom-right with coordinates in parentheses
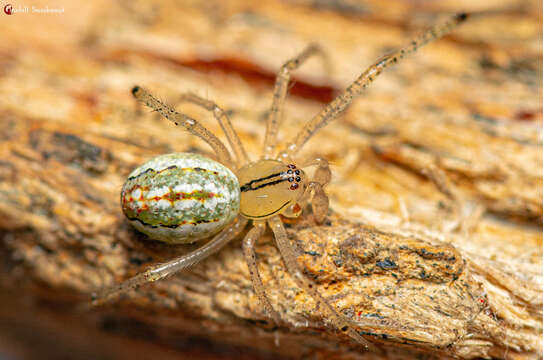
top-left (308, 182), bottom-right (329, 224)
top-left (263, 43), bottom-right (329, 158)
top-left (177, 93), bottom-right (249, 167)
top-left (279, 13), bottom-right (469, 160)
top-left (374, 140), bottom-right (471, 231)
top-left (295, 158), bottom-right (331, 223)
top-left (91, 216), bottom-right (248, 307)
top-left (422, 161), bottom-right (486, 234)
top-left (308, 158), bottom-right (332, 187)
top-left (131, 86), bottom-right (235, 168)
top-left (242, 221), bottom-right (282, 325)
top-left (267, 215), bottom-right (377, 351)
top-left (421, 162), bottom-right (462, 231)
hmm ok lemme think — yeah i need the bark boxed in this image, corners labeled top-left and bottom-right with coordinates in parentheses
top-left (1, 0), bottom-right (542, 359)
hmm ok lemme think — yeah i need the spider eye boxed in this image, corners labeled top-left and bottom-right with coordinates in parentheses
top-left (290, 183), bottom-right (299, 190)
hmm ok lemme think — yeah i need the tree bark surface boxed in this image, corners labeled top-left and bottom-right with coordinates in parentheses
top-left (1, 0), bottom-right (542, 359)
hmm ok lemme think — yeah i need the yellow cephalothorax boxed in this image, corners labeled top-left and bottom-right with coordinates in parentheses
top-left (238, 160), bottom-right (306, 219)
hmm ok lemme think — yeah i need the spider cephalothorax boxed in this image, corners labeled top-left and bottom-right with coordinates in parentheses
top-left (238, 160), bottom-right (307, 219)
top-left (93, 13), bottom-right (468, 350)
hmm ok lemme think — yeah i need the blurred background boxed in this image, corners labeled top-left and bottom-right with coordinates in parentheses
top-left (1, 0), bottom-right (542, 359)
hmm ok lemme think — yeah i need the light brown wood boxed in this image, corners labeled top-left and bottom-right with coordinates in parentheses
top-left (1, 0), bottom-right (542, 359)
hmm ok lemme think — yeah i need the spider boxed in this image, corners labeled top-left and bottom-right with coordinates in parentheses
top-left (92, 13), bottom-right (468, 350)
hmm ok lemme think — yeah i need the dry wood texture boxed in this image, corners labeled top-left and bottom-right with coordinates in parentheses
top-left (1, 0), bottom-right (542, 359)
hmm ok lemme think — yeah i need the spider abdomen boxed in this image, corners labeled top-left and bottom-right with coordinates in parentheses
top-left (121, 153), bottom-right (240, 244)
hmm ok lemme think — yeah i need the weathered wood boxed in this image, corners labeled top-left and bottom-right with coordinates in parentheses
top-left (1, 0), bottom-right (542, 358)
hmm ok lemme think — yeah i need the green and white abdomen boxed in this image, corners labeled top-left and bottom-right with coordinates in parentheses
top-left (121, 153), bottom-right (240, 244)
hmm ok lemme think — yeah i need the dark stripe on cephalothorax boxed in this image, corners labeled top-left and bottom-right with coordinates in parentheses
top-left (240, 178), bottom-right (288, 192)
top-left (240, 200), bottom-right (291, 219)
top-left (239, 171), bottom-right (282, 191)
top-left (240, 172), bottom-right (287, 192)
top-left (127, 165), bottom-right (218, 181)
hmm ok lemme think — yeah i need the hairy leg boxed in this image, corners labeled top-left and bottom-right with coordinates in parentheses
top-left (295, 158), bottom-right (331, 223)
top-left (421, 162), bottom-right (462, 230)
top-left (309, 158), bottom-right (332, 187)
top-left (91, 217), bottom-right (248, 306)
top-left (263, 43), bottom-right (329, 158)
top-left (374, 140), bottom-right (469, 231)
top-left (267, 215), bottom-right (376, 350)
top-left (178, 93), bottom-right (249, 167)
top-left (131, 86), bottom-right (234, 167)
top-left (242, 221), bottom-right (281, 325)
top-left (279, 13), bottom-right (469, 160)
top-left (308, 182), bottom-right (329, 224)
